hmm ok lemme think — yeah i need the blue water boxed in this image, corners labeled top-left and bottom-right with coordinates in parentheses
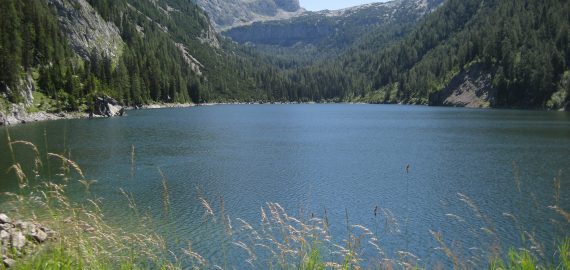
top-left (1, 104), bottom-right (569, 267)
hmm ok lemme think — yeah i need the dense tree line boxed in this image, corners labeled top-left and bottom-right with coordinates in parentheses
top-left (0, 0), bottom-right (277, 110)
top-left (233, 0), bottom-right (570, 108)
top-left (0, 0), bottom-right (73, 104)
top-left (279, 0), bottom-right (570, 108)
top-left (351, 0), bottom-right (570, 109)
top-left (1, 0), bottom-right (568, 110)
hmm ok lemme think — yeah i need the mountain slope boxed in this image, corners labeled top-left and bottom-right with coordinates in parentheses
top-left (1, 0), bottom-right (567, 112)
top-left (225, 0), bottom-right (442, 48)
top-left (227, 0), bottom-right (570, 109)
top-left (222, 0), bottom-right (443, 66)
top-left (0, 0), bottom-right (295, 112)
top-left (192, 0), bottom-right (304, 31)
top-left (349, 0), bottom-right (570, 109)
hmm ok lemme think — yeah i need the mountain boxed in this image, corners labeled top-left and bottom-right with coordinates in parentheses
top-left (224, 0), bottom-right (442, 49)
top-left (1, 0), bottom-right (568, 112)
top-left (221, 0), bottom-right (444, 69)
top-left (192, 0), bottom-right (304, 31)
top-left (0, 0), bottom-right (296, 112)
top-left (231, 0), bottom-right (570, 109)
top-left (346, 0), bottom-right (570, 109)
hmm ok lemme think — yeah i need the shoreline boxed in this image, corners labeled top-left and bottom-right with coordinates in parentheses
top-left (0, 102), bottom-right (196, 127)
top-left (2, 101), bottom-right (567, 127)
top-left (0, 110), bottom-right (90, 127)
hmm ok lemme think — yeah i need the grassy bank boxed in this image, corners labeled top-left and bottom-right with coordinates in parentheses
top-left (1, 129), bottom-right (569, 269)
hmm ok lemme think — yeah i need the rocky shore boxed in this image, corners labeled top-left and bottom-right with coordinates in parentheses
top-left (138, 103), bottom-right (195, 109)
top-left (0, 214), bottom-right (55, 268)
top-left (0, 96), bottom-right (129, 127)
top-left (0, 102), bottom-right (198, 127)
top-left (0, 109), bottom-right (89, 127)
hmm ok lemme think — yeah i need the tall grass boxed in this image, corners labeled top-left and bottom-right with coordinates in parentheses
top-left (1, 128), bottom-right (569, 269)
top-left (2, 129), bottom-right (178, 270)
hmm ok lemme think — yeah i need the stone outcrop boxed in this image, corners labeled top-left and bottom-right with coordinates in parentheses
top-left (175, 43), bottom-right (205, 76)
top-left (1, 214), bottom-right (55, 268)
top-left (18, 75), bottom-right (35, 106)
top-left (47, 0), bottom-right (124, 61)
top-left (0, 103), bottom-right (87, 126)
top-left (93, 96), bottom-right (125, 117)
top-left (274, 0), bottom-right (300, 12)
top-left (430, 64), bottom-right (497, 108)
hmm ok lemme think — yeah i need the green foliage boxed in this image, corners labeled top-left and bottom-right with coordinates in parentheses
top-left (0, 0), bottom-right (23, 91)
top-left (547, 71), bottom-right (570, 110)
top-left (234, 0), bottom-right (570, 108)
top-left (1, 0), bottom-right (569, 109)
top-left (338, 0), bottom-right (570, 108)
top-left (301, 248), bottom-right (325, 270)
top-left (488, 238), bottom-right (570, 270)
top-left (14, 246), bottom-right (79, 270)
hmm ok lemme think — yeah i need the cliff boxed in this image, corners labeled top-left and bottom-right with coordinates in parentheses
top-left (47, 0), bottom-right (123, 60)
top-left (223, 0), bottom-right (443, 48)
top-left (193, 0), bottom-right (304, 30)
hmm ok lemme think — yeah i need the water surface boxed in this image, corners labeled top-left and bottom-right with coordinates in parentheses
top-left (1, 105), bottom-right (569, 267)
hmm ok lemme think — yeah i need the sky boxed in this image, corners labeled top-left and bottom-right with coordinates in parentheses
top-left (300, 0), bottom-right (388, 11)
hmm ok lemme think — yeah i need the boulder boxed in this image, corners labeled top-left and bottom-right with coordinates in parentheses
top-left (3, 257), bottom-right (16, 268)
top-left (0, 230), bottom-right (10, 246)
top-left (10, 232), bottom-right (25, 250)
top-left (14, 221), bottom-right (33, 234)
top-left (0, 214), bottom-right (10, 224)
top-left (32, 229), bottom-right (48, 243)
top-left (93, 96), bottom-right (125, 117)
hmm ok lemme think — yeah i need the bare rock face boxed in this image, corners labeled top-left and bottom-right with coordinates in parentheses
top-left (47, 0), bottom-right (124, 61)
top-left (224, 0), bottom-right (444, 47)
top-left (275, 0), bottom-right (300, 12)
top-left (430, 64), bottom-right (497, 108)
top-left (15, 74), bottom-right (35, 106)
top-left (193, 0), bottom-right (304, 30)
top-left (93, 96), bottom-right (125, 117)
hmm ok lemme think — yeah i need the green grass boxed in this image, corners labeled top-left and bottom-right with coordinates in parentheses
top-left (488, 240), bottom-right (570, 270)
top-left (25, 91), bottom-right (55, 113)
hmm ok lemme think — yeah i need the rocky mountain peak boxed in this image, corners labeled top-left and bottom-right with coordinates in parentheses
top-left (192, 0), bottom-right (304, 31)
top-left (274, 0), bottom-right (300, 12)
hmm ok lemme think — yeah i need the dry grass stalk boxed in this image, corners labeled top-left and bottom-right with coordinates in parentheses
top-left (131, 144), bottom-right (136, 179)
top-left (550, 205), bottom-right (570, 224)
top-left (10, 140), bottom-right (43, 173)
top-left (554, 170), bottom-right (562, 205)
top-left (200, 197), bottom-right (216, 222)
top-left (47, 152), bottom-right (85, 179)
top-left (159, 168), bottom-right (171, 215)
top-left (512, 161), bottom-right (522, 193)
top-left (430, 230), bottom-right (460, 270)
top-left (8, 163), bottom-right (27, 189)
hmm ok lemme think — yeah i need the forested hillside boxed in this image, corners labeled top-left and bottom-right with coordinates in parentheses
top-left (0, 0), bottom-right (289, 112)
top-left (230, 0), bottom-right (570, 109)
top-left (350, 0), bottom-right (570, 109)
top-left (224, 0), bottom-right (443, 65)
top-left (1, 0), bottom-right (568, 111)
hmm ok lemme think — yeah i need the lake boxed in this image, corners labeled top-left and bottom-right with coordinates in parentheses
top-left (1, 104), bottom-right (569, 268)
